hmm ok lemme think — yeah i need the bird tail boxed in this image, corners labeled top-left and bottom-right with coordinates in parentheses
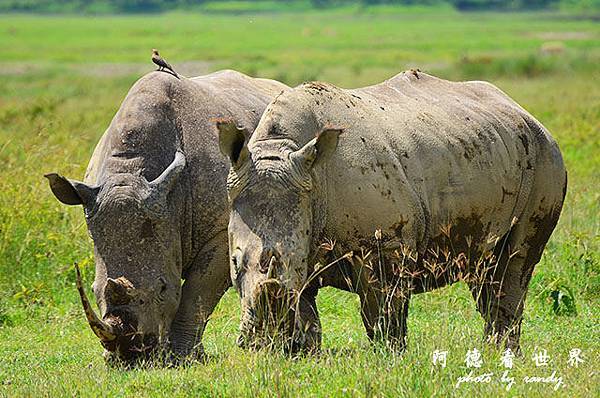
top-left (166, 63), bottom-right (179, 78)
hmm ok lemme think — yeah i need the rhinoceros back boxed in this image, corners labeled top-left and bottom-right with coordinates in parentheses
top-left (298, 71), bottom-right (564, 255)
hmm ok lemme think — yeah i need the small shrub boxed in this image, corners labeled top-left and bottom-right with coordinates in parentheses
top-left (548, 283), bottom-right (578, 316)
top-left (13, 283), bottom-right (47, 307)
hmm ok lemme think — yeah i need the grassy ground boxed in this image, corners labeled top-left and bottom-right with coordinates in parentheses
top-left (0, 8), bottom-right (599, 397)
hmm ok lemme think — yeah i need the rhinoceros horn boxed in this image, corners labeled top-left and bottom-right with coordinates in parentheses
top-left (147, 150), bottom-right (186, 197)
top-left (74, 263), bottom-right (117, 343)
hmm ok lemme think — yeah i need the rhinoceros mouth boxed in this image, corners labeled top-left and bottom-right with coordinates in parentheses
top-left (239, 280), bottom-right (324, 354)
top-left (238, 279), bottom-right (298, 351)
top-left (103, 336), bottom-right (162, 366)
top-left (110, 332), bottom-right (160, 362)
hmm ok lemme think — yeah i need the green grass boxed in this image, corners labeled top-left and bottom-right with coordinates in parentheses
top-left (1, 8), bottom-right (599, 397)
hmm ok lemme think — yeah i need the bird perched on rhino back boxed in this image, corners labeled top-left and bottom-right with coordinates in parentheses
top-left (152, 49), bottom-right (178, 78)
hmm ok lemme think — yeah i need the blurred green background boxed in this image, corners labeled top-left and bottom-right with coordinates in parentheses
top-left (1, 0), bottom-right (599, 14)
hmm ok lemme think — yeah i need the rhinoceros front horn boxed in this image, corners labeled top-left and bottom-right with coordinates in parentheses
top-left (74, 263), bottom-right (117, 343)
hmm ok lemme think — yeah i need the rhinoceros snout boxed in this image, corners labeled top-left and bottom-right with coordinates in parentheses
top-left (242, 279), bottom-right (296, 349)
top-left (109, 325), bottom-right (160, 361)
top-left (254, 278), bottom-right (287, 305)
top-left (99, 308), bottom-right (160, 361)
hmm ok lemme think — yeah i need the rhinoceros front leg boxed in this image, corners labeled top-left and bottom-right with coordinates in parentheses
top-left (364, 287), bottom-right (410, 351)
top-left (355, 257), bottom-right (411, 352)
top-left (169, 231), bottom-right (231, 360)
top-left (291, 288), bottom-right (322, 354)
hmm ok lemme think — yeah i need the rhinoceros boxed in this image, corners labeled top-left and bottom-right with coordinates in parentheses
top-left (216, 70), bottom-right (567, 353)
top-left (45, 70), bottom-right (287, 362)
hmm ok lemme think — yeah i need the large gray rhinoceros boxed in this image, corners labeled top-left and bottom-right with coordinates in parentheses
top-left (216, 70), bottom-right (567, 353)
top-left (45, 70), bottom-right (287, 362)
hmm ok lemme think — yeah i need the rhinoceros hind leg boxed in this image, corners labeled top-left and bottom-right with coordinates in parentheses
top-left (469, 197), bottom-right (562, 353)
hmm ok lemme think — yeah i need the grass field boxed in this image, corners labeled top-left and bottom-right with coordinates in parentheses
top-left (1, 7), bottom-right (599, 397)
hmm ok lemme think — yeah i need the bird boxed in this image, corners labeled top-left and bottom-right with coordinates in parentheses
top-left (151, 49), bottom-right (178, 78)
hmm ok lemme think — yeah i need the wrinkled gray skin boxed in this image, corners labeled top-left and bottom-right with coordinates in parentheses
top-left (218, 71), bottom-right (567, 353)
top-left (46, 70), bottom-right (287, 362)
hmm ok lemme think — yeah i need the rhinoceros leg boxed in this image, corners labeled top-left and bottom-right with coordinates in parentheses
top-left (169, 231), bottom-right (231, 360)
top-left (468, 234), bottom-right (522, 350)
top-left (469, 172), bottom-right (565, 352)
top-left (356, 256), bottom-right (412, 352)
top-left (291, 289), bottom-right (322, 354)
top-left (360, 290), bottom-right (410, 351)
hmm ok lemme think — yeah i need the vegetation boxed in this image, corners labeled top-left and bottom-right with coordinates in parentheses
top-left (0, 8), bottom-right (598, 397)
top-left (0, 0), bottom-right (599, 14)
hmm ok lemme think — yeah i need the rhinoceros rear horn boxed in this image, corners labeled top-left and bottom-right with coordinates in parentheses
top-left (74, 263), bottom-right (117, 343)
top-left (105, 277), bottom-right (135, 305)
top-left (148, 150), bottom-right (186, 196)
top-left (44, 173), bottom-right (98, 206)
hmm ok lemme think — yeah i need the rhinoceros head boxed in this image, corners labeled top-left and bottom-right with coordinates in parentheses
top-left (217, 120), bottom-right (341, 350)
top-left (45, 151), bottom-right (185, 362)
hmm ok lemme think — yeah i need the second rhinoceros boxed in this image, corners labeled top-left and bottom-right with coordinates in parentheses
top-left (217, 71), bottom-right (566, 353)
top-left (46, 70), bottom-right (287, 362)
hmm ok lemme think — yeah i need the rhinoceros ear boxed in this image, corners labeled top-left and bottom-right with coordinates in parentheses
top-left (44, 173), bottom-right (99, 206)
top-left (216, 120), bottom-right (249, 167)
top-left (291, 127), bottom-right (343, 169)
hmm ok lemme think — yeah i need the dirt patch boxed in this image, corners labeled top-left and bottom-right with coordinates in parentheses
top-left (540, 41), bottom-right (566, 55)
top-left (0, 62), bottom-right (45, 76)
top-left (532, 31), bottom-right (594, 40)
